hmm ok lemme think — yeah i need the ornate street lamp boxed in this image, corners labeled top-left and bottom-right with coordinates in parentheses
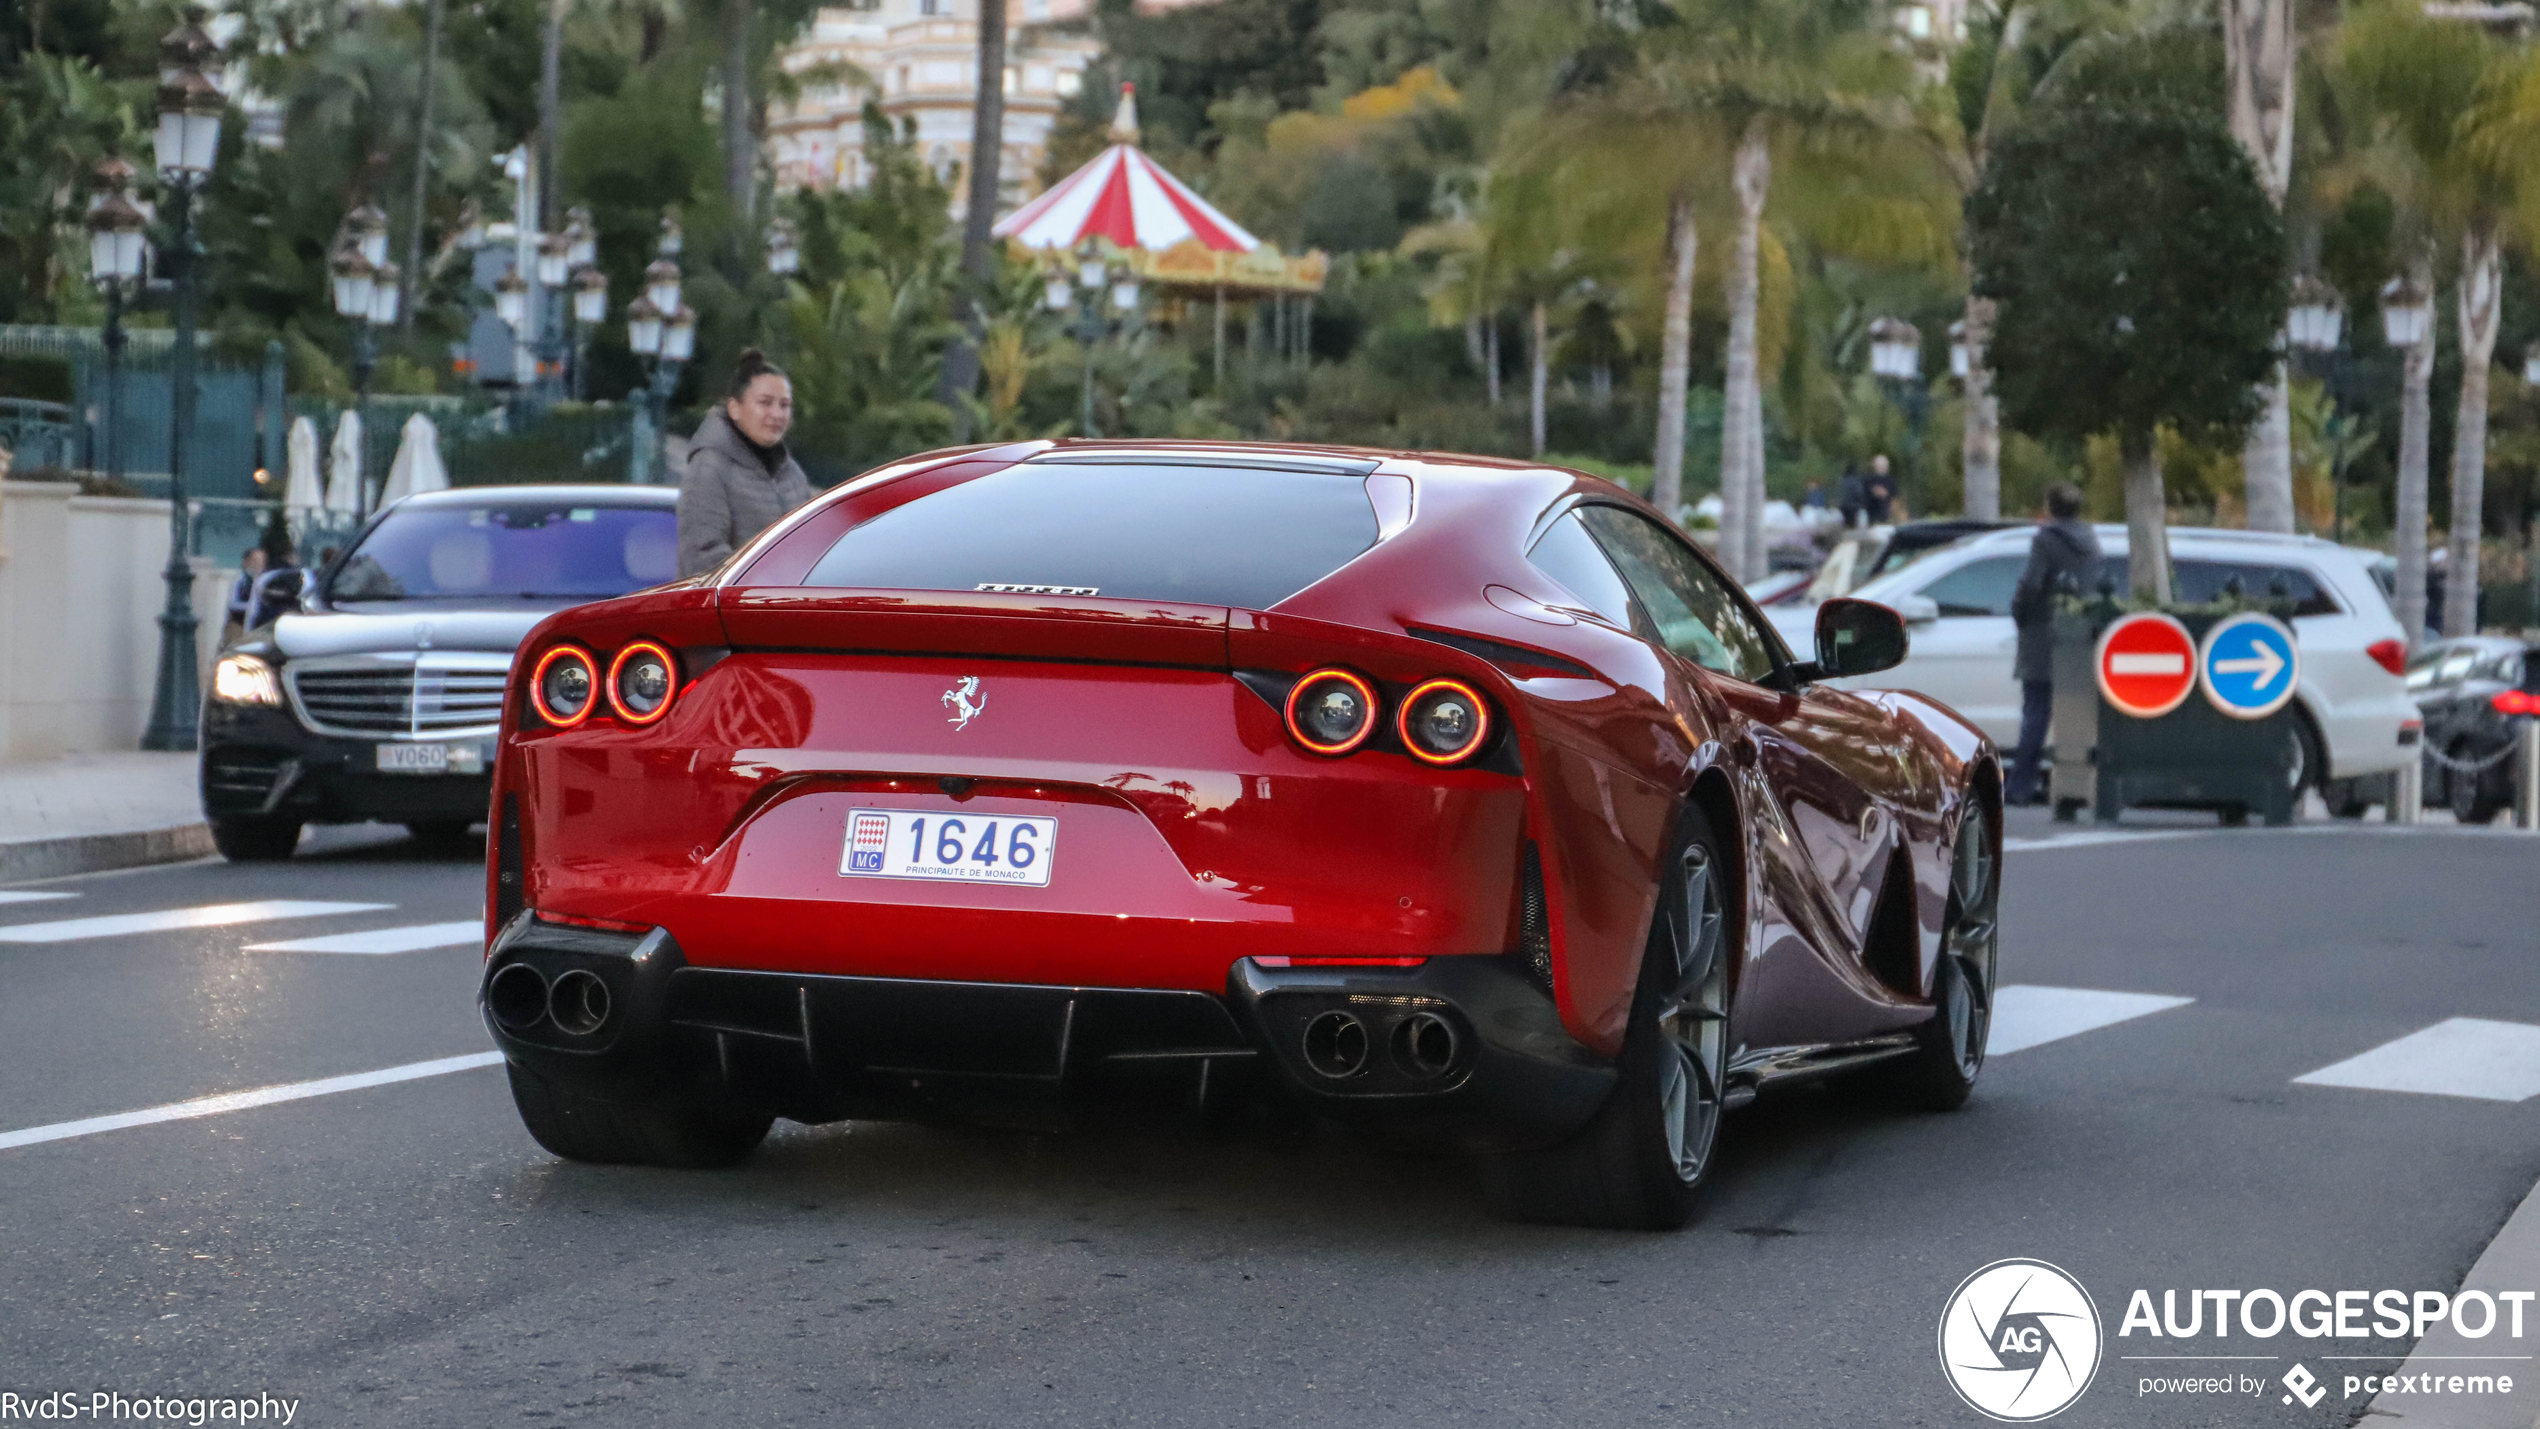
top-left (643, 258), bottom-right (682, 319)
top-left (766, 216), bottom-right (801, 276)
top-left (2524, 344), bottom-right (2540, 388)
top-left (141, 9), bottom-right (225, 752)
top-left (1948, 319), bottom-right (1969, 382)
top-left (2288, 275), bottom-right (2345, 354)
top-left (626, 213), bottom-right (690, 484)
top-left (330, 207), bottom-right (400, 519)
top-left (86, 164), bottom-right (147, 484)
top-left (568, 266), bottom-right (608, 398)
top-left (493, 268), bottom-right (529, 330)
top-left (563, 207), bottom-right (597, 269)
top-left (657, 210), bottom-right (683, 258)
top-left (2289, 276), bottom-right (2354, 541)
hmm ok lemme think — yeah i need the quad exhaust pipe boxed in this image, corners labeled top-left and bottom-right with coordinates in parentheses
top-left (1301, 1011), bottom-right (1368, 1078)
top-left (1390, 1011), bottom-right (1459, 1079)
top-left (1297, 1008), bottom-right (1463, 1081)
top-left (486, 962), bottom-right (613, 1037)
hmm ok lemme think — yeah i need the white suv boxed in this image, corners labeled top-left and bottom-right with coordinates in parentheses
top-left (1767, 525), bottom-right (2417, 792)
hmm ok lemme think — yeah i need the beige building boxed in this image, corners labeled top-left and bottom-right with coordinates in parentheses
top-left (768, 0), bottom-right (1106, 209)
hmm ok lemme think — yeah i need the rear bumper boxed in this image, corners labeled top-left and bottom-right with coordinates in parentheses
top-left (480, 915), bottom-right (1616, 1153)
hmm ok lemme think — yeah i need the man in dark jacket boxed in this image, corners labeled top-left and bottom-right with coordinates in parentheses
top-left (2005, 482), bottom-right (2101, 805)
top-left (677, 348), bottom-right (814, 577)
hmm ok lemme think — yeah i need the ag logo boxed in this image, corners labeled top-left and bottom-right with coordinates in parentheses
top-left (941, 675), bottom-right (987, 731)
top-left (1939, 1259), bottom-right (2103, 1421)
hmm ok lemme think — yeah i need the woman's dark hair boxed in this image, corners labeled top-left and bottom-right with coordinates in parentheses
top-left (727, 347), bottom-right (788, 400)
top-left (2045, 482), bottom-right (2085, 520)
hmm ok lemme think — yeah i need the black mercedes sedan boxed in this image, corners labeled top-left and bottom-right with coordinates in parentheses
top-left (200, 485), bottom-right (682, 859)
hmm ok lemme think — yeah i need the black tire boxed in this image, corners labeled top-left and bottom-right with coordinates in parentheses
top-left (2324, 778), bottom-right (2374, 820)
top-left (404, 819), bottom-right (477, 851)
top-left (209, 815), bottom-right (302, 862)
top-left (1887, 803), bottom-right (1997, 1112)
top-left (2450, 761), bottom-right (2508, 825)
top-left (2285, 714), bottom-right (2323, 803)
top-left (1479, 808), bottom-right (1732, 1231)
top-left (505, 1062), bottom-right (772, 1169)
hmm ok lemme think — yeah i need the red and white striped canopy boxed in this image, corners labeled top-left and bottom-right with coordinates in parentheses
top-left (993, 88), bottom-right (1260, 254)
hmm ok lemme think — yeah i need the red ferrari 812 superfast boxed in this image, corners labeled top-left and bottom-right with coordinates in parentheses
top-left (481, 440), bottom-right (2001, 1229)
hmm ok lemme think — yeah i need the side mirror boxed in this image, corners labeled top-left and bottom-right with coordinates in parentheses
top-left (1891, 593), bottom-right (1940, 626)
top-left (1815, 597), bottom-right (1909, 679)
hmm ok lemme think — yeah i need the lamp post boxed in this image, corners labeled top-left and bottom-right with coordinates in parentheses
top-left (140, 12), bottom-right (224, 752)
top-left (1044, 246), bottom-right (1141, 438)
top-left (330, 203), bottom-right (400, 519)
top-left (626, 220), bottom-right (689, 485)
top-left (2286, 275), bottom-right (2350, 541)
top-left (1867, 315), bottom-right (1926, 518)
top-left (766, 216), bottom-right (801, 278)
top-left (86, 159), bottom-right (147, 484)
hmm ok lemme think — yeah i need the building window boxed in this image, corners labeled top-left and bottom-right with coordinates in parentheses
top-left (1054, 68), bottom-right (1080, 97)
top-left (920, 0), bottom-right (942, 15)
top-left (896, 64), bottom-right (911, 92)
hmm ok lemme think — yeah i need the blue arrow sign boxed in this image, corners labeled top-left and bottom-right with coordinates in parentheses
top-left (2198, 612), bottom-right (2300, 719)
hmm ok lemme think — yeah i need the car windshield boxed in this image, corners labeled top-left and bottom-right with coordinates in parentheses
top-left (329, 501), bottom-right (679, 602)
top-left (800, 461), bottom-right (1382, 610)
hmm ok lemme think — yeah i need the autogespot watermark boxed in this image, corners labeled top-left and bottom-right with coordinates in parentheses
top-left (0, 1393), bottom-right (298, 1425)
top-left (1941, 1264), bottom-right (2535, 1420)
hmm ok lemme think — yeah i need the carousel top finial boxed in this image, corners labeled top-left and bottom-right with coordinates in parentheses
top-left (1108, 81), bottom-right (1140, 145)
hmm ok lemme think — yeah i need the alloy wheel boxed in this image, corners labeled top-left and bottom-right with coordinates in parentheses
top-left (1653, 844), bottom-right (1730, 1185)
top-left (1942, 812), bottom-right (2000, 1078)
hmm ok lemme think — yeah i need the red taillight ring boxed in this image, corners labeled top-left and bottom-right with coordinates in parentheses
top-left (529, 645), bottom-right (597, 728)
top-left (1398, 677), bottom-right (1492, 765)
top-left (605, 640), bottom-right (679, 726)
top-left (1284, 667), bottom-right (1380, 756)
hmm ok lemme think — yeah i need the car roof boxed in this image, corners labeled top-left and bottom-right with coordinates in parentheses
top-left (396, 483), bottom-right (680, 508)
top-left (1958, 523), bottom-right (2346, 555)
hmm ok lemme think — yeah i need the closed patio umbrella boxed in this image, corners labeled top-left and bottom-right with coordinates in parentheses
top-left (325, 410), bottom-right (362, 514)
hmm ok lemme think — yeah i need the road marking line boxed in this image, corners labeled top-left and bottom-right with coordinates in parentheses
top-left (2003, 830), bottom-right (2207, 853)
top-left (0, 900), bottom-right (391, 944)
top-left (1989, 985), bottom-right (2197, 1056)
top-left (0, 1052), bottom-right (507, 1152)
top-left (2293, 1018), bottom-right (2540, 1102)
top-left (0, 891), bottom-right (78, 905)
top-left (245, 920), bottom-right (483, 955)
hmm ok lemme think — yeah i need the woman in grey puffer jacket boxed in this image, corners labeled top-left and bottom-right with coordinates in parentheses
top-left (676, 349), bottom-right (815, 577)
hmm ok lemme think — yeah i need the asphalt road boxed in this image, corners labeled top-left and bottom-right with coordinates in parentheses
top-left (0, 814), bottom-right (2533, 1428)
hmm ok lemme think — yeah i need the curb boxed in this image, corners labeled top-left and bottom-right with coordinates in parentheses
top-left (2368, 1172), bottom-right (2540, 1428)
top-left (0, 823), bottom-right (215, 884)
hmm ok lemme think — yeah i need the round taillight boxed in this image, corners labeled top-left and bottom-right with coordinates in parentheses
top-left (530, 646), bottom-right (597, 728)
top-left (1399, 678), bottom-right (1491, 765)
top-left (607, 640), bottom-right (678, 725)
top-left (1284, 668), bottom-right (1378, 756)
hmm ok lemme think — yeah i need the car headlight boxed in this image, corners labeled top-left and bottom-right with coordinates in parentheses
top-left (212, 653), bottom-right (281, 705)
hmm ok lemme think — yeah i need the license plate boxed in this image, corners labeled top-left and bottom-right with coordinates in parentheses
top-left (839, 808), bottom-right (1057, 887)
top-left (374, 743), bottom-right (484, 775)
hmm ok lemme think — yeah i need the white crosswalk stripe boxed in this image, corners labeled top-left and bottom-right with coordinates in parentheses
top-left (0, 900), bottom-right (391, 944)
top-left (245, 921), bottom-right (483, 955)
top-left (2293, 1018), bottom-right (2540, 1102)
top-left (1988, 985), bottom-right (2197, 1056)
top-left (0, 891), bottom-right (78, 905)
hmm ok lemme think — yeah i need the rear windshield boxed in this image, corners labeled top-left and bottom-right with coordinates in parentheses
top-left (330, 502), bottom-right (679, 602)
top-left (800, 462), bottom-right (1381, 610)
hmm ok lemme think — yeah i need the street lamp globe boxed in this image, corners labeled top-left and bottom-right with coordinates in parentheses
top-left (661, 306), bottom-right (697, 362)
top-left (657, 210), bottom-right (683, 258)
top-left (2380, 274), bottom-right (2432, 349)
top-left (1947, 319), bottom-right (1969, 381)
top-left (625, 297), bottom-right (663, 356)
top-left (536, 233), bottom-right (570, 288)
top-left (330, 246), bottom-right (377, 320)
top-left (563, 207), bottom-right (597, 268)
top-left (1077, 255), bottom-right (1108, 294)
top-left (1110, 276), bottom-right (1141, 311)
top-left (766, 217), bottom-right (801, 276)
top-left (2524, 344), bottom-right (2540, 387)
top-left (367, 262), bottom-right (401, 326)
top-left (643, 259), bottom-right (682, 319)
top-left (1043, 274), bottom-right (1074, 312)
top-left (493, 269), bottom-right (530, 329)
top-left (87, 192), bottom-right (149, 283)
top-left (1867, 316), bottom-right (1921, 381)
top-left (154, 67), bottom-right (225, 177)
top-left (2288, 275), bottom-right (2345, 354)
top-left (348, 203), bottom-right (391, 267)
top-left (572, 267), bottom-right (609, 325)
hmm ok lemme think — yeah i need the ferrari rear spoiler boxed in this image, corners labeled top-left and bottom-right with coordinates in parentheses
top-left (715, 588), bottom-right (1234, 669)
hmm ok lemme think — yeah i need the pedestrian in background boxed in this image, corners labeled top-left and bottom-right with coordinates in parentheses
top-left (1836, 464), bottom-right (1867, 528)
top-left (678, 348), bottom-right (812, 577)
top-left (2005, 482), bottom-right (2101, 805)
top-left (222, 546), bottom-right (267, 647)
top-left (1863, 454), bottom-right (1897, 525)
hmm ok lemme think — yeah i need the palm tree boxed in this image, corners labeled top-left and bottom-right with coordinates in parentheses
top-left (2336, 1), bottom-right (2523, 642)
top-left (1639, 0), bottom-right (1919, 581)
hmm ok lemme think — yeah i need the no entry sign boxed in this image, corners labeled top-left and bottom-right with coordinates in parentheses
top-left (2094, 612), bottom-right (2197, 718)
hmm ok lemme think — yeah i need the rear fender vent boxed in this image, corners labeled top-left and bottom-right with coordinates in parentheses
top-left (1519, 841), bottom-right (1551, 993)
top-left (1863, 850), bottom-right (1920, 999)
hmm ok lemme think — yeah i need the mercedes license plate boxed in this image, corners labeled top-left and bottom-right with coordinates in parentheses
top-left (375, 743), bottom-right (483, 775)
top-left (839, 808), bottom-right (1057, 887)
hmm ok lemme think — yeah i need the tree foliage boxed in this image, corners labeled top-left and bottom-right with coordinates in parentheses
top-left (1969, 99), bottom-right (2286, 450)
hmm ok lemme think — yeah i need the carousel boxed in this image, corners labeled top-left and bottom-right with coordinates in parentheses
top-left (995, 84), bottom-right (1325, 381)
